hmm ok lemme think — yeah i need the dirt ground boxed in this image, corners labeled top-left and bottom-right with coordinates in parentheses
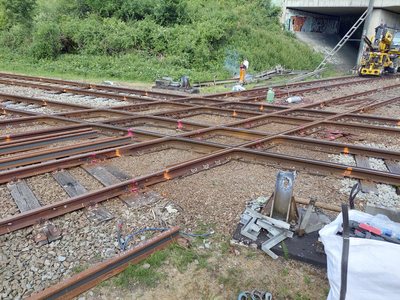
top-left (87, 236), bottom-right (329, 300)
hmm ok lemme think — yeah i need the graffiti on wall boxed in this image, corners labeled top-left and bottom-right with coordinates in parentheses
top-left (287, 9), bottom-right (339, 34)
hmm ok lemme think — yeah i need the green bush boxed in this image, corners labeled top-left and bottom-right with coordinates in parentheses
top-left (0, 0), bottom-right (323, 82)
top-left (29, 19), bottom-right (62, 59)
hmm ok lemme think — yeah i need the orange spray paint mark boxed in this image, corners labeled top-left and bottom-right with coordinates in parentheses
top-left (123, 96), bottom-right (127, 101)
top-left (40, 78), bottom-right (42, 81)
top-left (343, 147), bottom-right (348, 156)
top-left (43, 100), bottom-right (47, 106)
top-left (260, 105), bottom-right (263, 110)
top-left (164, 170), bottom-right (170, 180)
top-left (145, 91), bottom-right (148, 96)
top-left (344, 167), bottom-right (353, 176)
top-left (398, 121), bottom-right (400, 126)
top-left (226, 94), bottom-right (228, 97)
top-left (233, 110), bottom-right (237, 116)
top-left (6, 136), bottom-right (10, 142)
top-left (116, 149), bottom-right (121, 157)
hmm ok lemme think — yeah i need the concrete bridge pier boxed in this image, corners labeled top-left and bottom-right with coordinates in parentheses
top-left (272, 0), bottom-right (400, 70)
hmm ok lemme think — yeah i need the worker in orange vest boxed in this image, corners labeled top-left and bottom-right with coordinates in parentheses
top-left (239, 59), bottom-right (249, 84)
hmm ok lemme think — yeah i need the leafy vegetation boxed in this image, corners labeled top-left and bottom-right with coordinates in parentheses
top-left (114, 242), bottom-right (210, 288)
top-left (0, 0), bottom-right (323, 82)
top-left (282, 240), bottom-right (290, 260)
top-left (72, 264), bottom-right (89, 274)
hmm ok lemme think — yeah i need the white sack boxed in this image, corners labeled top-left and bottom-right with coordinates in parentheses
top-left (319, 210), bottom-right (400, 300)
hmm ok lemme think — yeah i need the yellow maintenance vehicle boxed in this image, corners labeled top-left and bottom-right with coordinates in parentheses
top-left (358, 26), bottom-right (400, 76)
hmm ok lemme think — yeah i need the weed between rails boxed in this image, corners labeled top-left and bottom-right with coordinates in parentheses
top-left (113, 240), bottom-right (211, 289)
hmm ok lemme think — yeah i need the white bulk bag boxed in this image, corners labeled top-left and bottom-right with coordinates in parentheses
top-left (319, 210), bottom-right (400, 300)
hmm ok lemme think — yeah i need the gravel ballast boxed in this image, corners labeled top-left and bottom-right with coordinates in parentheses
top-left (180, 114), bottom-right (242, 125)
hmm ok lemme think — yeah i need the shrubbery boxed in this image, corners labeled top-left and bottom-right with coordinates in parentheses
top-left (0, 0), bottom-right (323, 81)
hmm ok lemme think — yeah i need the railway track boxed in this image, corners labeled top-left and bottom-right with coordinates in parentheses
top-left (0, 73), bottom-right (400, 300)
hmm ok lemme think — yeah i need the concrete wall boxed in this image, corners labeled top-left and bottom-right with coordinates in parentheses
top-left (283, 0), bottom-right (398, 8)
top-left (367, 9), bottom-right (400, 38)
top-left (285, 9), bottom-right (340, 33)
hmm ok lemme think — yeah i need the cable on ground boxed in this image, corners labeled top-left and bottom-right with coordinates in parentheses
top-left (122, 228), bottom-right (213, 251)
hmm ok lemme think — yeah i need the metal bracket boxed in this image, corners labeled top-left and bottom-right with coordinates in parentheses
top-left (269, 170), bottom-right (298, 223)
top-left (298, 198), bottom-right (316, 236)
top-left (298, 198), bottom-right (331, 236)
top-left (240, 208), bottom-right (293, 259)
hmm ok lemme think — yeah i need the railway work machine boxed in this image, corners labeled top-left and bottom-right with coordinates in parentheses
top-left (358, 26), bottom-right (400, 76)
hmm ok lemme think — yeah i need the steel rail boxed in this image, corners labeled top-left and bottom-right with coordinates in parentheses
top-left (0, 130), bottom-right (98, 156)
top-left (245, 135), bottom-right (400, 162)
top-left (240, 96), bottom-right (400, 149)
top-left (0, 127), bottom-right (93, 144)
top-left (27, 227), bottom-right (180, 300)
top-left (0, 71), bottom-right (359, 99)
top-left (1, 145), bottom-right (400, 235)
top-left (205, 75), bottom-right (398, 99)
top-left (333, 113), bottom-right (400, 127)
top-left (109, 101), bottom-right (197, 113)
top-left (205, 75), bottom-right (361, 98)
top-left (0, 136), bottom-right (132, 170)
top-left (99, 115), bottom-right (210, 132)
top-left (0, 113), bottom-right (82, 128)
top-left (0, 92), bottom-right (93, 110)
top-left (0, 72), bottom-right (94, 88)
top-left (0, 137), bottom-right (226, 184)
top-left (254, 77), bottom-right (387, 99)
top-left (0, 78), bottom-right (164, 103)
top-left (0, 76), bottom-right (185, 100)
top-left (221, 89), bottom-right (400, 129)
top-left (0, 125), bottom-right (95, 142)
top-left (51, 108), bottom-right (144, 121)
top-left (180, 127), bottom-right (270, 144)
top-left (152, 105), bottom-right (264, 120)
top-left (0, 112), bottom-right (164, 139)
top-left (1, 107), bottom-right (37, 117)
top-left (171, 97), bottom-right (229, 106)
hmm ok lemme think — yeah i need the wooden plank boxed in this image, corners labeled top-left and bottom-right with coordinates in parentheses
top-left (53, 169), bottom-right (114, 223)
top-left (355, 155), bottom-right (378, 195)
top-left (7, 180), bottom-right (41, 212)
top-left (82, 164), bottom-right (121, 186)
top-left (101, 164), bottom-right (132, 181)
top-left (355, 155), bottom-right (371, 169)
top-left (52, 170), bottom-right (88, 197)
top-left (84, 163), bottom-right (162, 208)
top-left (385, 160), bottom-right (400, 175)
top-left (360, 180), bottom-right (379, 195)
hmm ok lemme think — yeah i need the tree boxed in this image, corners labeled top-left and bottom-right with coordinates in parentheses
top-left (1, 0), bottom-right (36, 26)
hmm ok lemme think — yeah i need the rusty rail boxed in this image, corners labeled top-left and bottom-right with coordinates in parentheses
top-left (27, 227), bottom-right (180, 300)
top-left (1, 143), bottom-right (400, 235)
top-left (0, 77), bottom-right (183, 100)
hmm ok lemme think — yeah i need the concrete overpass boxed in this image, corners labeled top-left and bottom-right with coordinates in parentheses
top-left (272, 0), bottom-right (400, 70)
